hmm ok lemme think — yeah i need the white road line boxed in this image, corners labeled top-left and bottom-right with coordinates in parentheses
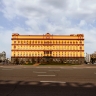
top-left (40, 81), bottom-right (66, 83)
top-left (36, 67), bottom-right (47, 68)
top-left (38, 75), bottom-right (56, 76)
top-left (33, 71), bottom-right (46, 73)
top-left (76, 68), bottom-right (83, 69)
top-left (2, 69), bottom-right (13, 70)
top-left (73, 67), bottom-right (83, 69)
top-left (86, 67), bottom-right (91, 68)
top-left (0, 66), bottom-right (3, 67)
top-left (60, 67), bottom-right (70, 69)
top-left (60, 67), bottom-right (65, 68)
top-left (14, 68), bottom-right (22, 69)
top-left (36, 67), bottom-right (52, 68)
top-left (49, 70), bottom-right (60, 71)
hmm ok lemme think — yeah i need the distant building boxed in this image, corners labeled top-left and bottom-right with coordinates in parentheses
top-left (90, 51), bottom-right (96, 64)
top-left (90, 51), bottom-right (96, 58)
top-left (85, 53), bottom-right (90, 63)
top-left (0, 51), bottom-right (6, 61)
top-left (11, 33), bottom-right (84, 64)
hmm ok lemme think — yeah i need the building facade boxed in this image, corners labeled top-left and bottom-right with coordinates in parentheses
top-left (85, 53), bottom-right (90, 63)
top-left (0, 51), bottom-right (6, 61)
top-left (11, 33), bottom-right (84, 64)
top-left (90, 51), bottom-right (96, 64)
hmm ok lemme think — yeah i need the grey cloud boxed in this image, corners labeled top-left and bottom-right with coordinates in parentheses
top-left (19, 6), bottom-right (46, 18)
top-left (41, 0), bottom-right (68, 9)
top-left (2, 0), bottom-right (96, 22)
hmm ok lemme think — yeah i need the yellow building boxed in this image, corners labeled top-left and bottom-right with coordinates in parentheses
top-left (11, 33), bottom-right (84, 64)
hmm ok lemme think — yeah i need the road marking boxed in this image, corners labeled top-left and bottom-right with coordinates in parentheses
top-left (36, 67), bottom-right (47, 68)
top-left (14, 68), bottom-right (22, 69)
top-left (73, 67), bottom-right (83, 69)
top-left (33, 71), bottom-right (46, 73)
top-left (49, 70), bottom-right (60, 71)
top-left (0, 66), bottom-right (3, 67)
top-left (36, 67), bottom-right (52, 68)
top-left (38, 75), bottom-right (56, 76)
top-left (40, 81), bottom-right (66, 83)
top-left (60, 67), bottom-right (73, 70)
top-left (2, 68), bottom-right (13, 70)
top-left (86, 67), bottom-right (91, 68)
top-left (60, 67), bottom-right (68, 69)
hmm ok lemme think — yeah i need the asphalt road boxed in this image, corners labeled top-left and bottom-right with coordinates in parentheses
top-left (0, 64), bottom-right (96, 96)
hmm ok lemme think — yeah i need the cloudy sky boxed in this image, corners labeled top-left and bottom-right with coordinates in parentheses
top-left (0, 0), bottom-right (96, 58)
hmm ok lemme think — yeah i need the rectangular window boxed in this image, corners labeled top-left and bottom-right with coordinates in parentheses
top-left (14, 46), bottom-right (16, 49)
top-left (14, 41), bottom-right (16, 43)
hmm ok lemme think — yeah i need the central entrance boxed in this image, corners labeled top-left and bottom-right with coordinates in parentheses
top-left (42, 51), bottom-right (53, 63)
top-left (44, 51), bottom-right (52, 56)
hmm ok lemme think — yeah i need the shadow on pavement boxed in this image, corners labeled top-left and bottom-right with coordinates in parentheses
top-left (0, 80), bottom-right (96, 96)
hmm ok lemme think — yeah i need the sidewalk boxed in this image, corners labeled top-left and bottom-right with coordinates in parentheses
top-left (1, 63), bottom-right (96, 68)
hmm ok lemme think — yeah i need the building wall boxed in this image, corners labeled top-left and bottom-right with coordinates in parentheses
top-left (0, 51), bottom-right (6, 61)
top-left (85, 53), bottom-right (90, 62)
top-left (11, 33), bottom-right (84, 64)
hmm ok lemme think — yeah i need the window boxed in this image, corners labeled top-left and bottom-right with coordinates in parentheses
top-left (30, 41), bottom-right (31, 44)
top-left (80, 47), bottom-right (82, 50)
top-left (14, 41), bottom-right (16, 43)
top-left (80, 41), bottom-right (82, 44)
top-left (14, 46), bottom-right (16, 49)
top-left (80, 53), bottom-right (82, 57)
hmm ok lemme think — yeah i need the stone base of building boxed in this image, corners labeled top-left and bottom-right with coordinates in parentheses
top-left (11, 57), bottom-right (84, 64)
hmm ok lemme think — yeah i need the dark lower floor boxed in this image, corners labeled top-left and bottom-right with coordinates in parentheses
top-left (11, 57), bottom-right (84, 64)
